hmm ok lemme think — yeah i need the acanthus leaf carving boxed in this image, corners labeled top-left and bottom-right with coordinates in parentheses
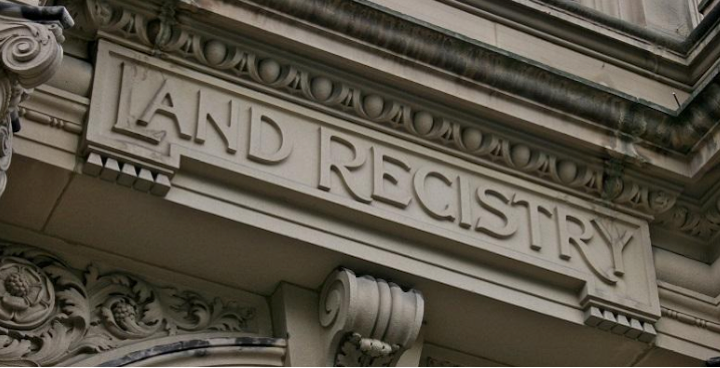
top-left (336, 332), bottom-right (399, 367)
top-left (654, 198), bottom-right (720, 241)
top-left (0, 243), bottom-right (257, 366)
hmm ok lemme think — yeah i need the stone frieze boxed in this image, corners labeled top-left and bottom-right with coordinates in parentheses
top-left (84, 42), bottom-right (661, 338)
top-left (58, 0), bottom-right (677, 217)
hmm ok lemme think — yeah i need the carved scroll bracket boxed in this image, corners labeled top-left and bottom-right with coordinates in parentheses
top-left (318, 268), bottom-right (424, 367)
top-left (0, 3), bottom-right (73, 198)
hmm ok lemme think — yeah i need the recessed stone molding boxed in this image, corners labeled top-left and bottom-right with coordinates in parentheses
top-left (319, 268), bottom-right (424, 367)
top-left (0, 243), bottom-right (257, 366)
top-left (0, 4), bottom-right (72, 198)
top-left (661, 307), bottom-right (720, 334)
top-left (65, 0), bottom-right (677, 217)
top-left (18, 106), bottom-right (82, 135)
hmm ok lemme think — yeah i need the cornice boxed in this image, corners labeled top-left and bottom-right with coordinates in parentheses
top-left (526, 0), bottom-right (717, 55)
top-left (55, 0), bottom-right (679, 218)
top-left (443, 0), bottom-right (720, 88)
top-left (240, 0), bottom-right (720, 156)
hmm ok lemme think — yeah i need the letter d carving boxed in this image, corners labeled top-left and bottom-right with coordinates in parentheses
top-left (247, 107), bottom-right (293, 164)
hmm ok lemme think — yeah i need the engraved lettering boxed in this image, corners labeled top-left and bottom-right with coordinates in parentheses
top-left (413, 167), bottom-right (456, 221)
top-left (557, 208), bottom-right (618, 284)
top-left (475, 188), bottom-right (517, 238)
top-left (138, 79), bottom-right (192, 140)
top-left (557, 207), bottom-right (592, 261)
top-left (114, 62), bottom-right (167, 144)
top-left (248, 107), bottom-right (293, 164)
top-left (512, 194), bottom-right (553, 251)
top-left (372, 147), bottom-right (412, 208)
top-left (319, 128), bottom-right (371, 203)
top-left (458, 176), bottom-right (473, 229)
top-left (101, 57), bottom-right (648, 291)
top-left (594, 219), bottom-right (633, 277)
top-left (195, 90), bottom-right (239, 154)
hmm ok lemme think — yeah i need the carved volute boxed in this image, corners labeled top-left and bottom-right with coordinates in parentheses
top-left (319, 268), bottom-right (424, 367)
top-left (0, 2), bottom-right (72, 198)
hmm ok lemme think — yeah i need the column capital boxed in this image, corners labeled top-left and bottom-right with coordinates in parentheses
top-left (0, 2), bottom-right (72, 197)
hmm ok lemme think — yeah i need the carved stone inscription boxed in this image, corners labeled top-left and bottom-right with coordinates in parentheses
top-left (318, 127), bottom-right (636, 286)
top-left (86, 43), bottom-right (659, 322)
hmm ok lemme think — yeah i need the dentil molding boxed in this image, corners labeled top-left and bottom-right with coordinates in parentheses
top-left (0, 243), bottom-right (258, 366)
top-left (0, 2), bottom-right (72, 198)
top-left (319, 268), bottom-right (424, 367)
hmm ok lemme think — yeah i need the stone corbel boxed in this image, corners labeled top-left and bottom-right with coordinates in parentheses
top-left (318, 268), bottom-right (424, 367)
top-left (0, 2), bottom-right (73, 197)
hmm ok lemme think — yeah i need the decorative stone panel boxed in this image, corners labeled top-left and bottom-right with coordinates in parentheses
top-left (83, 42), bottom-right (662, 341)
top-left (0, 243), bottom-right (259, 366)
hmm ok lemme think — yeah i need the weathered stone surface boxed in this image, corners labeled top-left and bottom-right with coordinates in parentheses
top-left (84, 42), bottom-right (661, 334)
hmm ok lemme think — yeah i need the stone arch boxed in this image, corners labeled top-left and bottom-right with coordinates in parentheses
top-left (68, 335), bottom-right (287, 367)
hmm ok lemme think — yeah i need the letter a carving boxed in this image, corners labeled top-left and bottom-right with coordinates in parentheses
top-left (138, 79), bottom-right (192, 141)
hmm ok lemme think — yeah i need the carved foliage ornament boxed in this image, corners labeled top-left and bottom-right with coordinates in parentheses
top-left (319, 268), bottom-right (424, 367)
top-left (65, 0), bottom-right (677, 216)
top-left (654, 199), bottom-right (720, 240)
top-left (0, 3), bottom-right (72, 197)
top-left (0, 244), bottom-right (256, 366)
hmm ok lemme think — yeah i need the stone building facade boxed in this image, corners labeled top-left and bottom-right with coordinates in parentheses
top-left (0, 0), bottom-right (719, 365)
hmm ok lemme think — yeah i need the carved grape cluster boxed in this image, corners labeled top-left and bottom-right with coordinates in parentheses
top-left (4, 272), bottom-right (30, 297)
top-left (110, 299), bottom-right (137, 321)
